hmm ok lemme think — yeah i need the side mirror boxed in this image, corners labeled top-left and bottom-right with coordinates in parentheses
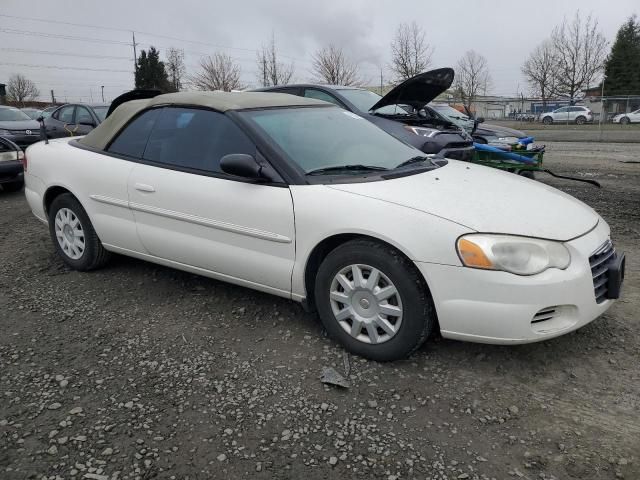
top-left (476, 117), bottom-right (485, 123)
top-left (220, 154), bottom-right (264, 180)
top-left (36, 116), bottom-right (44, 122)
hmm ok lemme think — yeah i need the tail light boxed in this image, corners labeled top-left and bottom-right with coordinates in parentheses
top-left (20, 151), bottom-right (27, 172)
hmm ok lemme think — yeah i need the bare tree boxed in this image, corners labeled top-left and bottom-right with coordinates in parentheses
top-left (166, 48), bottom-right (186, 92)
top-left (522, 40), bottom-right (559, 108)
top-left (6, 74), bottom-right (40, 105)
top-left (256, 34), bottom-right (294, 87)
top-left (190, 53), bottom-right (243, 92)
top-left (311, 45), bottom-right (362, 86)
top-left (551, 11), bottom-right (608, 103)
top-left (389, 21), bottom-right (434, 82)
top-left (454, 50), bottom-right (492, 108)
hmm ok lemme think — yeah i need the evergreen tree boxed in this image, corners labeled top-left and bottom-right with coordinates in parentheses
top-left (135, 47), bottom-right (170, 91)
top-left (604, 15), bottom-right (640, 95)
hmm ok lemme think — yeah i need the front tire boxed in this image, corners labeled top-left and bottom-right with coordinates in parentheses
top-left (620, 116), bottom-right (630, 125)
top-left (48, 193), bottom-right (110, 271)
top-left (542, 116), bottom-right (553, 125)
top-left (314, 239), bottom-right (435, 361)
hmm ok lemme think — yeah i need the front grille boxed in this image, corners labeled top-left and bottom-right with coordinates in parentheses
top-left (531, 306), bottom-right (557, 324)
top-left (589, 240), bottom-right (615, 304)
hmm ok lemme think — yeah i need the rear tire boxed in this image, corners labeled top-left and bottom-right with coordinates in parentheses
top-left (575, 116), bottom-right (586, 125)
top-left (314, 239), bottom-right (435, 361)
top-left (542, 116), bottom-right (553, 125)
top-left (48, 193), bottom-right (110, 271)
top-left (1, 179), bottom-right (24, 192)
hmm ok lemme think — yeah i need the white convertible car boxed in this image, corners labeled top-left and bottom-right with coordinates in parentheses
top-left (23, 91), bottom-right (625, 361)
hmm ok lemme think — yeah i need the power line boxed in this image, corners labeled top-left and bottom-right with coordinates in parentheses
top-left (0, 62), bottom-right (132, 73)
top-left (0, 13), bottom-right (132, 33)
top-left (0, 47), bottom-right (131, 61)
top-left (0, 28), bottom-right (131, 46)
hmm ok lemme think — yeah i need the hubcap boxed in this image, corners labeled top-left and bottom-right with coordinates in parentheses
top-left (54, 208), bottom-right (85, 260)
top-left (329, 264), bottom-right (403, 345)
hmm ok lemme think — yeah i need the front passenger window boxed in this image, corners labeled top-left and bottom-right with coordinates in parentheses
top-left (142, 107), bottom-right (256, 174)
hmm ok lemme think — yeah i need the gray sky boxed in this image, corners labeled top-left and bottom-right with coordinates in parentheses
top-left (1, 0), bottom-right (637, 102)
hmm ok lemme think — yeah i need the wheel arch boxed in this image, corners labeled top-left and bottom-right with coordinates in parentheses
top-left (43, 185), bottom-right (84, 217)
top-left (302, 232), bottom-right (430, 312)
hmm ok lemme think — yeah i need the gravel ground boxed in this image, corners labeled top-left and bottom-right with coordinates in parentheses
top-left (1, 142), bottom-right (639, 480)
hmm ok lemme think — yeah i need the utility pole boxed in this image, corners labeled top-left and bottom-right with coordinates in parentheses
top-left (50, 89), bottom-right (55, 104)
top-left (598, 77), bottom-right (606, 142)
top-left (132, 31), bottom-right (138, 86)
top-left (380, 69), bottom-right (383, 96)
top-left (101, 86), bottom-right (105, 102)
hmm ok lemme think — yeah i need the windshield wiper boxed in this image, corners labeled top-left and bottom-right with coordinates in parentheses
top-left (395, 155), bottom-right (433, 169)
top-left (306, 164), bottom-right (389, 175)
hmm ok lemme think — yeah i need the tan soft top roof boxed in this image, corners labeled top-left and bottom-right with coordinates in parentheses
top-left (79, 91), bottom-right (327, 150)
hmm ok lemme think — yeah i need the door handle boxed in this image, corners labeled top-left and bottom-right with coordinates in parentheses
top-left (134, 183), bottom-right (155, 193)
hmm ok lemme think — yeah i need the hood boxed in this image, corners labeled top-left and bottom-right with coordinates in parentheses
top-left (0, 119), bottom-right (41, 130)
top-left (370, 68), bottom-right (454, 112)
top-left (328, 161), bottom-right (598, 241)
top-left (476, 124), bottom-right (527, 138)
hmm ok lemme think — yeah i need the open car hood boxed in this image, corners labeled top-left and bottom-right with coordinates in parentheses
top-left (370, 68), bottom-right (454, 112)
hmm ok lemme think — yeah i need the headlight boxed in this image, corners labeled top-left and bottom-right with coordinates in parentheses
top-left (456, 234), bottom-right (570, 275)
top-left (404, 125), bottom-right (438, 137)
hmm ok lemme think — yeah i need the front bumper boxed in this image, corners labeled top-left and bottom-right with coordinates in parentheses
top-left (417, 221), bottom-right (620, 344)
top-left (0, 160), bottom-right (24, 184)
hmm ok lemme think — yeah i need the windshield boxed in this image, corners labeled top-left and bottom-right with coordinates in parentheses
top-left (336, 88), bottom-right (413, 115)
top-left (93, 106), bottom-right (108, 122)
top-left (0, 108), bottom-right (32, 122)
top-left (243, 107), bottom-right (422, 174)
top-left (336, 88), bottom-right (382, 112)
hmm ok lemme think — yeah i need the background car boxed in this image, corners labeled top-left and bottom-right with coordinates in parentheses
top-left (612, 109), bottom-right (640, 124)
top-left (428, 103), bottom-right (529, 144)
top-left (254, 68), bottom-right (474, 160)
top-left (428, 103), bottom-right (476, 132)
top-left (43, 103), bottom-right (109, 139)
top-left (0, 136), bottom-right (24, 192)
top-left (20, 108), bottom-right (43, 120)
top-left (540, 106), bottom-right (593, 125)
top-left (0, 105), bottom-right (41, 148)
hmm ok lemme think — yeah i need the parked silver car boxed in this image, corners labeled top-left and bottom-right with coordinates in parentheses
top-left (540, 106), bottom-right (593, 125)
top-left (612, 109), bottom-right (640, 124)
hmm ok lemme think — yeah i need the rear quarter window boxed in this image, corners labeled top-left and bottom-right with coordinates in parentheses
top-left (107, 109), bottom-right (161, 158)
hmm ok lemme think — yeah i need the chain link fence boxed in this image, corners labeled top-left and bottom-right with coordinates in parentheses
top-left (442, 95), bottom-right (640, 124)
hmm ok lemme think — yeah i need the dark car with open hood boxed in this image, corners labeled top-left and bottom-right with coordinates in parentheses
top-left (253, 68), bottom-right (474, 161)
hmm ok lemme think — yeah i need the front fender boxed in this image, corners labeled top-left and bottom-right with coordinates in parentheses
top-left (290, 184), bottom-right (472, 299)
